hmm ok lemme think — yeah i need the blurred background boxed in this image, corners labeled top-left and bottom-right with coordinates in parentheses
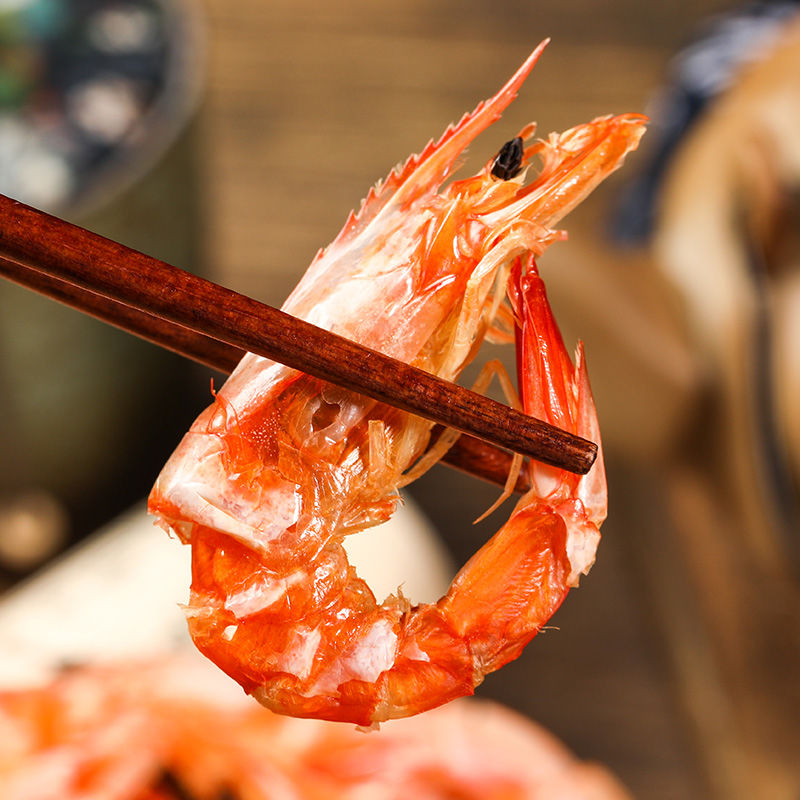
top-left (0, 0), bottom-right (204, 556)
top-left (1, 1), bottom-right (799, 798)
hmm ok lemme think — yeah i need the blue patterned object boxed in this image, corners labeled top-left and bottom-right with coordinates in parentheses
top-left (612, 1), bottom-right (800, 244)
top-left (0, 0), bottom-right (193, 212)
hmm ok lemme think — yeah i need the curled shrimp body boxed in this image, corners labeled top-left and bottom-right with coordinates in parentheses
top-left (149, 43), bottom-right (645, 724)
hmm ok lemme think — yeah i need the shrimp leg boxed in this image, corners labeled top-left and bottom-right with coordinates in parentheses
top-left (398, 357), bottom-right (522, 491)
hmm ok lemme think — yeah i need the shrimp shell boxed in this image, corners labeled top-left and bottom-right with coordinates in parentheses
top-left (0, 657), bottom-right (633, 799)
top-left (149, 42), bottom-right (645, 724)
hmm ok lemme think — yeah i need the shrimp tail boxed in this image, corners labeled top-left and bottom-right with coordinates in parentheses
top-left (511, 256), bottom-right (607, 579)
top-left (433, 257), bottom-right (601, 679)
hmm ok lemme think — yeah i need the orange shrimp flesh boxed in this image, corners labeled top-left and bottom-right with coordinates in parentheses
top-left (0, 658), bottom-right (633, 799)
top-left (148, 42), bottom-right (645, 725)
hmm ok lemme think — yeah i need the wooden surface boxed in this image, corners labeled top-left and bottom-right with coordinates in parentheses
top-left (201, 0), bottom-right (724, 306)
top-left (196, 2), bottom-right (740, 798)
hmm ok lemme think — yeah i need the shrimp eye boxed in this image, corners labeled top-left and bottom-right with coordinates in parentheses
top-left (491, 137), bottom-right (524, 180)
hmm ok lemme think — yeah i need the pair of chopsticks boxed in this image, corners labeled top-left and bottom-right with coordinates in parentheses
top-left (0, 193), bottom-right (597, 489)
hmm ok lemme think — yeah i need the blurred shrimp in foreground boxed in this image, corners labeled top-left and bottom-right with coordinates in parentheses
top-left (0, 656), bottom-right (633, 800)
top-left (149, 43), bottom-right (646, 724)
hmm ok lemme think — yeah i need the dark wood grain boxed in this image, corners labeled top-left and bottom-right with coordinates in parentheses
top-left (430, 424), bottom-right (532, 493)
top-left (0, 255), bottom-right (241, 374)
top-left (0, 194), bottom-right (586, 477)
top-left (0, 253), bottom-right (529, 490)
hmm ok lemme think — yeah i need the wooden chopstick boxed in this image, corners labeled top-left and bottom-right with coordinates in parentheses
top-left (0, 193), bottom-right (596, 477)
top-left (0, 254), bottom-right (242, 373)
top-left (0, 253), bottom-right (532, 492)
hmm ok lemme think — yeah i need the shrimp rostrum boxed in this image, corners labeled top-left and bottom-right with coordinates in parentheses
top-left (149, 42), bottom-right (645, 725)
